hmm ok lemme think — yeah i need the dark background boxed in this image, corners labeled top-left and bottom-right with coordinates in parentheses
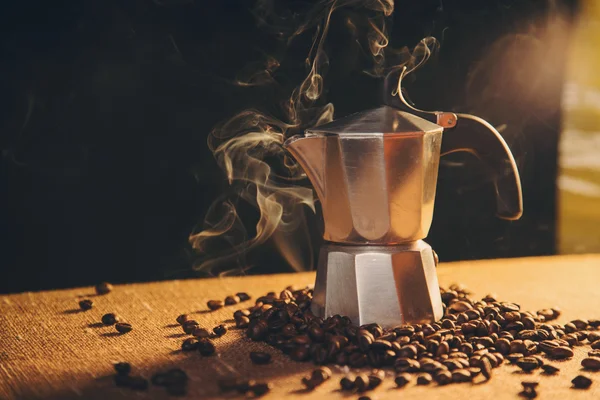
top-left (0, 0), bottom-right (579, 293)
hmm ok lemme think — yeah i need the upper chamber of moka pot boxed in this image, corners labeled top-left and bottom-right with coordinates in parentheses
top-left (284, 106), bottom-right (444, 245)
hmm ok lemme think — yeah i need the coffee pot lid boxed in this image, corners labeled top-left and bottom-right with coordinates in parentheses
top-left (305, 105), bottom-right (443, 137)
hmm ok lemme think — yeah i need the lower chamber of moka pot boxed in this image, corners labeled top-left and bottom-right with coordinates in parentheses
top-left (311, 240), bottom-right (443, 328)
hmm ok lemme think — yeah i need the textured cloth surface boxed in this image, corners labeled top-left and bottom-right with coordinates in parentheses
top-left (1, 254), bottom-right (600, 400)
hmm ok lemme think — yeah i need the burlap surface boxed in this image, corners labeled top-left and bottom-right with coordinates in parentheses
top-left (1, 254), bottom-right (600, 400)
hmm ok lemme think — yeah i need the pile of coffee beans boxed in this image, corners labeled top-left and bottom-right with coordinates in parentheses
top-left (227, 284), bottom-right (598, 396)
top-left (207, 292), bottom-right (251, 310)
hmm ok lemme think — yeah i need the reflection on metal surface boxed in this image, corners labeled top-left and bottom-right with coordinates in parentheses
top-left (311, 241), bottom-right (443, 326)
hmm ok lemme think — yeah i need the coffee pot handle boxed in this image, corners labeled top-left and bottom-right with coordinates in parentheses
top-left (383, 67), bottom-right (523, 220)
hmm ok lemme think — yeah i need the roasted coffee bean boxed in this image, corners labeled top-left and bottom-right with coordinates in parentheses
top-left (517, 357), bottom-right (541, 372)
top-left (435, 370), bottom-right (452, 385)
top-left (95, 282), bottom-right (113, 295)
top-left (114, 374), bottom-right (132, 387)
top-left (250, 351), bottom-right (272, 364)
top-left (311, 367), bottom-right (332, 383)
top-left (368, 371), bottom-right (384, 389)
top-left (176, 314), bottom-right (190, 325)
top-left (354, 374), bottom-right (370, 392)
top-left (213, 324), bottom-right (227, 337)
top-left (448, 301), bottom-right (473, 313)
top-left (540, 364), bottom-right (559, 374)
top-left (479, 357), bottom-right (492, 380)
top-left (394, 325), bottom-right (415, 336)
top-left (571, 375), bottom-right (592, 389)
top-left (519, 388), bottom-right (538, 399)
top-left (249, 382), bottom-right (272, 397)
top-left (591, 340), bottom-right (600, 350)
top-left (114, 362), bottom-right (131, 375)
top-left (247, 320), bottom-right (268, 341)
top-left (582, 357), bottom-right (600, 371)
top-left (309, 326), bottom-right (325, 342)
top-left (183, 320), bottom-right (199, 334)
top-left (225, 295), bottom-right (240, 306)
top-left (181, 338), bottom-right (199, 351)
top-left (115, 322), bottom-right (132, 334)
top-left (78, 299), bottom-right (93, 311)
top-left (589, 350), bottom-right (600, 358)
top-left (290, 345), bottom-right (310, 362)
top-left (588, 332), bottom-right (600, 343)
top-left (235, 315), bottom-right (250, 329)
top-left (394, 372), bottom-right (412, 387)
top-left (191, 327), bottom-right (210, 338)
top-left (340, 376), bottom-right (355, 391)
top-left (357, 396), bottom-right (371, 400)
top-left (451, 369), bottom-right (472, 383)
top-left (198, 340), bottom-right (216, 356)
top-left (550, 346), bottom-right (574, 359)
top-left (416, 373), bottom-right (432, 385)
top-left (349, 352), bottom-right (368, 368)
top-left (129, 376), bottom-right (149, 391)
top-left (236, 292), bottom-right (251, 302)
top-left (522, 381), bottom-right (539, 390)
top-left (357, 330), bottom-right (374, 352)
top-left (102, 313), bottom-right (120, 325)
top-left (207, 300), bottom-right (224, 310)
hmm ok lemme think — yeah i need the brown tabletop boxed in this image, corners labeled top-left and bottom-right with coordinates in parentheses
top-left (1, 254), bottom-right (600, 400)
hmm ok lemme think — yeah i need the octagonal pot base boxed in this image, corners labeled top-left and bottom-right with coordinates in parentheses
top-left (310, 240), bottom-right (443, 328)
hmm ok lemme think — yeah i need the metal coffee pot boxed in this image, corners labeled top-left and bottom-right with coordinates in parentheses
top-left (284, 68), bottom-right (523, 327)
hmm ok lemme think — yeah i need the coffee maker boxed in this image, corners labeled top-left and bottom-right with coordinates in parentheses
top-left (284, 67), bottom-right (523, 327)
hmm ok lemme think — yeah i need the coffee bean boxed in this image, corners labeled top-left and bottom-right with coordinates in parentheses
top-left (213, 324), bottom-right (227, 337)
top-left (312, 367), bottom-right (332, 383)
top-left (95, 282), bottom-right (113, 295)
top-left (182, 320), bottom-right (199, 334)
top-left (448, 301), bottom-right (473, 313)
top-left (114, 374), bottom-right (132, 387)
top-left (101, 313), bottom-right (120, 325)
top-left (581, 357), bottom-right (600, 371)
top-left (517, 357), bottom-right (541, 372)
top-left (115, 323), bottom-right (132, 334)
top-left (247, 320), bottom-right (268, 341)
top-left (236, 292), bottom-right (251, 302)
top-left (353, 374), bottom-right (369, 392)
top-left (435, 370), bottom-right (452, 385)
top-left (207, 300), bottom-right (224, 310)
top-left (591, 340), bottom-right (600, 350)
top-left (357, 396), bottom-right (371, 400)
top-left (192, 327), bottom-right (210, 338)
top-left (550, 346), bottom-right (574, 359)
top-left (451, 369), bottom-right (471, 383)
top-left (290, 345), bottom-right (310, 362)
top-left (340, 376), bottom-right (355, 391)
top-left (235, 315), bottom-right (250, 328)
top-left (225, 295), bottom-right (240, 306)
top-left (181, 338), bottom-right (199, 351)
top-left (250, 352), bottom-right (272, 365)
top-left (78, 299), bottom-right (93, 311)
top-left (519, 388), bottom-right (538, 399)
top-left (479, 357), bottom-right (492, 380)
top-left (394, 372), bottom-right (412, 387)
top-left (113, 362), bottom-right (131, 375)
top-left (368, 373), bottom-right (383, 390)
top-left (129, 376), bottom-right (148, 391)
top-left (540, 364), bottom-right (559, 374)
top-left (249, 382), bottom-right (271, 397)
top-left (571, 375), bottom-right (592, 389)
top-left (416, 373), bottom-right (432, 385)
top-left (589, 350), bottom-right (600, 358)
top-left (198, 340), bottom-right (216, 356)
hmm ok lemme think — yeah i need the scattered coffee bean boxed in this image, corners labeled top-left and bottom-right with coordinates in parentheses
top-left (236, 292), bottom-right (251, 302)
top-left (207, 300), bottom-right (224, 311)
top-left (182, 320), bottom-right (199, 334)
top-left (78, 299), bottom-right (93, 311)
top-left (225, 295), bottom-right (240, 306)
top-left (182, 338), bottom-right (199, 352)
top-left (340, 376), bottom-right (355, 391)
top-left (198, 339), bottom-right (216, 356)
top-left (192, 327), bottom-right (210, 338)
top-left (213, 324), bottom-right (227, 337)
top-left (249, 382), bottom-right (271, 397)
top-left (581, 357), bottom-right (600, 371)
top-left (235, 315), bottom-right (250, 328)
top-left (115, 322), bottom-right (132, 334)
top-left (571, 375), bottom-right (592, 389)
top-left (550, 346), bottom-right (574, 359)
top-left (416, 373), bottom-right (432, 385)
top-left (113, 362), bottom-right (131, 375)
top-left (102, 313), bottom-right (120, 325)
top-left (250, 351), bottom-right (272, 365)
top-left (591, 340), bottom-right (600, 350)
top-left (95, 282), bottom-right (113, 295)
top-left (589, 350), bottom-right (600, 358)
top-left (540, 364), bottom-right (559, 374)
top-left (129, 376), bottom-right (148, 391)
top-left (517, 357), bottom-right (541, 372)
top-left (176, 314), bottom-right (189, 325)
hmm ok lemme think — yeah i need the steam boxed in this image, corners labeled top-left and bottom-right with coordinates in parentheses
top-left (189, 0), bottom-right (437, 275)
